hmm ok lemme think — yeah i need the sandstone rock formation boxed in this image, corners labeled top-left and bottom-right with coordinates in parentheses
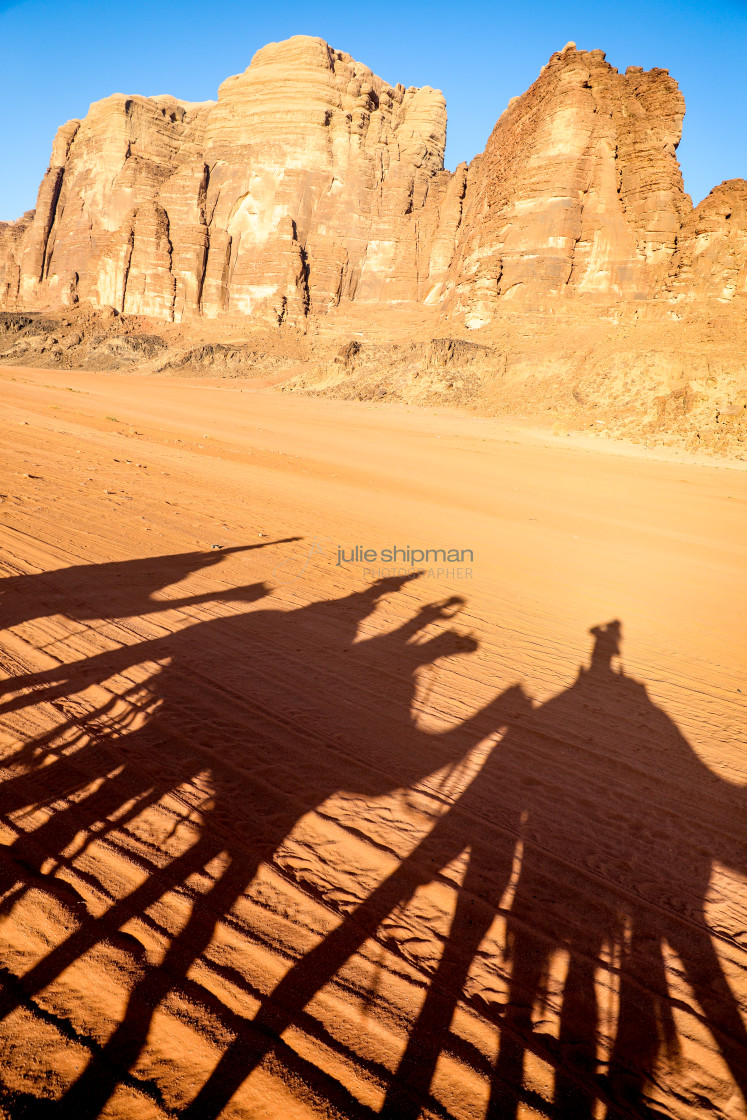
top-left (0, 37), bottom-right (451, 326)
top-left (441, 44), bottom-right (693, 326)
top-left (665, 179), bottom-right (747, 303)
top-left (0, 35), bottom-right (744, 329)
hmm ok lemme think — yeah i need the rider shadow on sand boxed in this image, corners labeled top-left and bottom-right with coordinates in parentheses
top-left (0, 538), bottom-right (298, 880)
top-left (0, 540), bottom-right (300, 633)
top-left (486, 621), bottom-right (747, 1119)
top-left (183, 624), bottom-right (747, 1120)
top-left (0, 549), bottom-right (745, 1120)
top-left (0, 554), bottom-right (498, 1117)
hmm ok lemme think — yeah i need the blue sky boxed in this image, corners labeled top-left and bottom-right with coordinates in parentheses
top-left (0, 0), bottom-right (744, 220)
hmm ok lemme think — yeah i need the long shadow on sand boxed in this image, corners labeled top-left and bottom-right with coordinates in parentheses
top-left (184, 621), bottom-right (747, 1120)
top-left (0, 551), bottom-right (745, 1119)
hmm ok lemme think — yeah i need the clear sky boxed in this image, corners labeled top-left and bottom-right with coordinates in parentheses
top-left (0, 0), bottom-right (744, 221)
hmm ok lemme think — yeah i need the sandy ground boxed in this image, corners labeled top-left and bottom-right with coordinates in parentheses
top-left (0, 366), bottom-right (745, 1120)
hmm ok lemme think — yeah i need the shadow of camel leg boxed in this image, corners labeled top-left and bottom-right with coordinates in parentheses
top-left (668, 921), bottom-right (747, 1108)
top-left (53, 842), bottom-right (252, 1119)
top-left (486, 921), bottom-right (549, 1120)
top-left (379, 848), bottom-right (507, 1120)
top-left (181, 819), bottom-right (480, 1120)
top-left (554, 940), bottom-right (602, 1120)
top-left (605, 918), bottom-right (670, 1120)
top-left (0, 830), bottom-right (231, 1026)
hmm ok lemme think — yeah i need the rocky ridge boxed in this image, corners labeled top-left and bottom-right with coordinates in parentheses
top-left (0, 37), bottom-right (452, 325)
top-left (0, 35), bottom-right (745, 457)
top-left (1, 35), bottom-right (745, 327)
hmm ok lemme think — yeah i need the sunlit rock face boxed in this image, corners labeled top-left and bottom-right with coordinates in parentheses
top-left (0, 35), bottom-right (743, 327)
top-left (0, 36), bottom-right (450, 326)
top-left (663, 179), bottom-right (747, 304)
top-left (3, 95), bottom-right (213, 320)
top-left (443, 44), bottom-right (695, 327)
top-left (200, 35), bottom-right (448, 319)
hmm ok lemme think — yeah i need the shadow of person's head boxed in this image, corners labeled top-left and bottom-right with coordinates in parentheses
top-left (589, 619), bottom-right (622, 671)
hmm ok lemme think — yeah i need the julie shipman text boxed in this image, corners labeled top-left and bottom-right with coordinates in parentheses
top-left (336, 546), bottom-right (474, 565)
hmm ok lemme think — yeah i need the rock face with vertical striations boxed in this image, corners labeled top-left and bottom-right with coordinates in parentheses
top-left (441, 43), bottom-right (694, 326)
top-left (0, 36), bottom-right (450, 326)
top-left (664, 179), bottom-right (747, 304)
top-left (0, 35), bottom-right (744, 329)
top-left (198, 35), bottom-right (448, 319)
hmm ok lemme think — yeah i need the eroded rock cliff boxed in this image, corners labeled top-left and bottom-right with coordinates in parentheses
top-left (0, 36), bottom-right (451, 325)
top-left (0, 35), bottom-right (744, 329)
top-left (665, 179), bottom-right (747, 303)
top-left (442, 43), bottom-right (693, 326)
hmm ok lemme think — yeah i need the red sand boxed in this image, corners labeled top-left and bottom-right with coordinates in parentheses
top-left (0, 367), bottom-right (745, 1119)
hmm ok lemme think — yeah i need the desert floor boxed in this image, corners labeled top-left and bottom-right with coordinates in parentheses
top-left (0, 366), bottom-right (745, 1120)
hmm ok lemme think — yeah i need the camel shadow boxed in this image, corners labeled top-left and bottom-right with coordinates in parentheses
top-left (0, 549), bottom-right (744, 1119)
top-left (0, 551), bottom-right (491, 1116)
top-left (184, 621), bottom-right (747, 1120)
